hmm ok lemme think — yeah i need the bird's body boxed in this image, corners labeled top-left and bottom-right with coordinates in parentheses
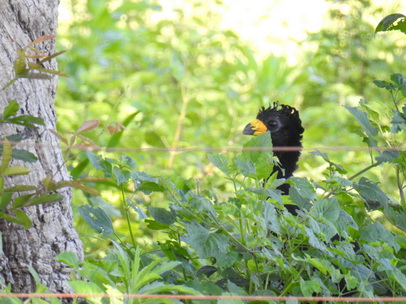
top-left (243, 103), bottom-right (304, 195)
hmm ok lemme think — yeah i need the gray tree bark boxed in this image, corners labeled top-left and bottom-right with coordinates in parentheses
top-left (0, 0), bottom-right (84, 298)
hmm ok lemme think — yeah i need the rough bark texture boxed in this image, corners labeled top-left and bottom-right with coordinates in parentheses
top-left (0, 0), bottom-right (84, 298)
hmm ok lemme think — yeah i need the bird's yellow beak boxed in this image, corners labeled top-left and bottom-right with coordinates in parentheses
top-left (243, 119), bottom-right (268, 136)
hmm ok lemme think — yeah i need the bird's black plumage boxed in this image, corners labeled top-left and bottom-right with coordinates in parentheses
top-left (243, 103), bottom-right (304, 195)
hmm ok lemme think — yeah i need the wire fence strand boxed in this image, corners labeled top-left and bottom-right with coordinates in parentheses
top-left (2, 293), bottom-right (406, 302)
top-left (1, 140), bottom-right (405, 153)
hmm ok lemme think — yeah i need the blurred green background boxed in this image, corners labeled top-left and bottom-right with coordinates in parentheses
top-left (55, 0), bottom-right (405, 251)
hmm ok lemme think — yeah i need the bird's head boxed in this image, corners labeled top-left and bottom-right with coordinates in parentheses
top-left (243, 103), bottom-right (304, 147)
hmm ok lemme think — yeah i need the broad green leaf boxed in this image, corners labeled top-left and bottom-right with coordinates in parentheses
top-left (241, 132), bottom-right (274, 179)
top-left (344, 106), bottom-right (377, 146)
top-left (69, 281), bottom-right (104, 304)
top-left (233, 155), bottom-right (256, 178)
top-left (208, 153), bottom-right (232, 175)
top-left (391, 105), bottom-right (406, 133)
top-left (86, 152), bottom-right (112, 177)
top-left (304, 227), bottom-right (329, 254)
top-left (77, 205), bottom-right (114, 236)
top-left (354, 177), bottom-right (389, 209)
top-left (120, 155), bottom-right (137, 169)
top-left (185, 222), bottom-right (231, 266)
top-left (112, 166), bottom-right (131, 185)
top-left (310, 197), bottom-right (340, 221)
top-left (299, 277), bottom-right (322, 297)
top-left (261, 202), bottom-right (280, 234)
top-left (148, 206), bottom-right (176, 225)
top-left (138, 181), bottom-right (165, 193)
top-left (145, 219), bottom-right (170, 230)
top-left (373, 79), bottom-right (395, 91)
top-left (360, 222), bottom-right (399, 251)
top-left (187, 197), bottom-right (216, 215)
top-left (375, 13), bottom-right (406, 34)
top-left (3, 100), bottom-right (19, 118)
top-left (56, 251), bottom-right (80, 268)
top-left (392, 268), bottom-right (406, 290)
top-left (384, 206), bottom-right (406, 233)
top-left (376, 150), bottom-right (400, 163)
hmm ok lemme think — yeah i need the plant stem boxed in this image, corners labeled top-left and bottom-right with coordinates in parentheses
top-left (168, 84), bottom-right (189, 169)
top-left (122, 186), bottom-right (136, 248)
top-left (348, 162), bottom-right (381, 181)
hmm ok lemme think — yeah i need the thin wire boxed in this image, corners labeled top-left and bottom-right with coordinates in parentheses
top-left (1, 140), bottom-right (405, 152)
top-left (1, 293), bottom-right (406, 302)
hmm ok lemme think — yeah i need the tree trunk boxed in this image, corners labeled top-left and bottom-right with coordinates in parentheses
top-left (0, 0), bottom-right (84, 298)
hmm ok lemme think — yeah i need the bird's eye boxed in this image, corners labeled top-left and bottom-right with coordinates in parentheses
top-left (268, 120), bottom-right (278, 128)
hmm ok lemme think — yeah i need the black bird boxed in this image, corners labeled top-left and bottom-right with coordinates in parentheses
top-left (243, 103), bottom-right (304, 196)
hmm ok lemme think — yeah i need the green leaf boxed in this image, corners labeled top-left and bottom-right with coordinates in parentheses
top-left (1, 139), bottom-right (12, 170)
top-left (185, 222), bottom-right (232, 266)
top-left (375, 13), bottom-right (406, 34)
top-left (373, 79), bottom-right (396, 91)
top-left (261, 202), bottom-right (280, 234)
top-left (344, 106), bottom-right (378, 146)
top-left (360, 222), bottom-right (399, 251)
top-left (148, 206), bottom-right (176, 225)
top-left (55, 251), bottom-right (80, 269)
top-left (300, 277), bottom-right (322, 297)
top-left (208, 153), bottom-right (232, 175)
top-left (5, 185), bottom-right (36, 192)
top-left (310, 150), bottom-right (347, 173)
top-left (15, 209), bottom-right (32, 229)
top-left (3, 100), bottom-right (19, 118)
top-left (86, 152), bottom-right (112, 177)
top-left (10, 149), bottom-right (38, 163)
top-left (69, 281), bottom-right (104, 304)
top-left (77, 205), bottom-right (114, 236)
top-left (112, 166), bottom-right (131, 185)
top-left (240, 132), bottom-right (274, 179)
top-left (384, 206), bottom-right (406, 234)
top-left (392, 268), bottom-right (406, 290)
top-left (304, 227), bottom-right (329, 254)
top-left (376, 150), bottom-right (400, 163)
top-left (289, 177), bottom-right (315, 210)
top-left (12, 193), bottom-right (35, 209)
top-left (310, 197), bottom-right (340, 221)
top-left (145, 219), bottom-right (170, 230)
top-left (354, 177), bottom-right (389, 209)
top-left (233, 155), bottom-right (256, 178)
top-left (391, 105), bottom-right (406, 133)
top-left (188, 197), bottom-right (216, 215)
top-left (28, 193), bottom-right (63, 206)
top-left (120, 155), bottom-right (137, 169)
top-left (6, 115), bottom-right (45, 127)
top-left (3, 165), bottom-right (30, 176)
top-left (0, 192), bottom-right (13, 211)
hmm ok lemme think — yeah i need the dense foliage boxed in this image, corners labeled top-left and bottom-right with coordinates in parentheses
top-left (1, 0), bottom-right (406, 303)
